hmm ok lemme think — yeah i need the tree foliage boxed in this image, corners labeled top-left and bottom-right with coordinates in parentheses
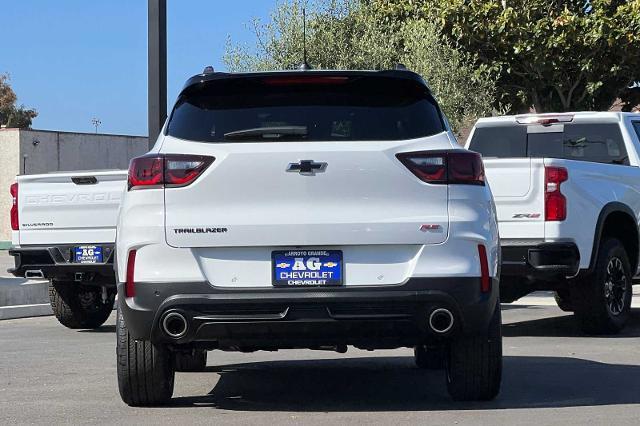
top-left (224, 0), bottom-right (498, 133)
top-left (0, 74), bottom-right (37, 128)
top-left (374, 0), bottom-right (640, 112)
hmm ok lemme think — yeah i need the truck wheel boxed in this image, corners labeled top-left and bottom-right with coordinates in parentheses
top-left (446, 304), bottom-right (502, 401)
top-left (573, 238), bottom-right (632, 335)
top-left (116, 308), bottom-right (175, 406)
top-left (175, 350), bottom-right (208, 372)
top-left (49, 281), bottom-right (115, 329)
top-left (414, 344), bottom-right (445, 370)
top-left (554, 288), bottom-right (574, 312)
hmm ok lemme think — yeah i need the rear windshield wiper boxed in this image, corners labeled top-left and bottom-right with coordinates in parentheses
top-left (223, 126), bottom-right (308, 141)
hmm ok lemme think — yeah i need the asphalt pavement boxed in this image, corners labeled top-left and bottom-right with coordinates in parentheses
top-left (1, 301), bottom-right (640, 425)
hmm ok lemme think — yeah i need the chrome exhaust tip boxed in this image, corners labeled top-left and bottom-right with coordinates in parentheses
top-left (162, 312), bottom-right (188, 339)
top-left (428, 308), bottom-right (454, 334)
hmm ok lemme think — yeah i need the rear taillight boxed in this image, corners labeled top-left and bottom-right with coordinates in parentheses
top-left (545, 166), bottom-right (568, 221)
top-left (128, 154), bottom-right (214, 190)
top-left (10, 182), bottom-right (18, 231)
top-left (125, 250), bottom-right (137, 298)
top-left (396, 151), bottom-right (485, 186)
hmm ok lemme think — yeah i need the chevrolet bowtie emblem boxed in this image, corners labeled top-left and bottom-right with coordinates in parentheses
top-left (287, 160), bottom-right (327, 175)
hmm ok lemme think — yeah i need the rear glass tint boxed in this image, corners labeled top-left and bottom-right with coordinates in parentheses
top-left (470, 123), bottom-right (628, 165)
top-left (467, 126), bottom-right (527, 158)
top-left (633, 121), bottom-right (640, 140)
top-left (166, 75), bottom-right (445, 142)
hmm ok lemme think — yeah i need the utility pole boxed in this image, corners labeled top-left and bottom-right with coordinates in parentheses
top-left (148, 0), bottom-right (167, 149)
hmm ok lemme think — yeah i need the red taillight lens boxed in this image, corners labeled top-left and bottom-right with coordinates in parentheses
top-left (128, 154), bottom-right (214, 190)
top-left (448, 151), bottom-right (485, 185)
top-left (478, 244), bottom-right (491, 293)
top-left (164, 154), bottom-right (214, 187)
top-left (128, 156), bottom-right (163, 189)
top-left (10, 182), bottom-right (18, 231)
top-left (125, 250), bottom-right (137, 298)
top-left (396, 151), bottom-right (485, 186)
top-left (545, 166), bottom-right (568, 221)
top-left (397, 153), bottom-right (447, 183)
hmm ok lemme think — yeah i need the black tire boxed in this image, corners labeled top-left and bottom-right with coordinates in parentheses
top-left (414, 344), bottom-right (445, 370)
top-left (48, 281), bottom-right (115, 329)
top-left (554, 288), bottom-right (574, 312)
top-left (572, 238), bottom-right (632, 335)
top-left (116, 308), bottom-right (175, 406)
top-left (174, 350), bottom-right (208, 372)
top-left (446, 304), bottom-right (502, 401)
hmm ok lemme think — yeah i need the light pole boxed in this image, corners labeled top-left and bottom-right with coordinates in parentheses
top-left (91, 117), bottom-right (101, 134)
top-left (148, 0), bottom-right (167, 149)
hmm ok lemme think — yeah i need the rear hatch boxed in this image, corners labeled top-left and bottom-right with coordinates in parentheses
top-left (161, 72), bottom-right (452, 248)
top-left (16, 170), bottom-right (126, 245)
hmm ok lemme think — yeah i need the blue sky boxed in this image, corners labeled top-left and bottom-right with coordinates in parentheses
top-left (0, 0), bottom-right (274, 135)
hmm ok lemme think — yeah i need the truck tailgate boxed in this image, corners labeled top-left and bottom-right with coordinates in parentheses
top-left (15, 170), bottom-right (126, 245)
top-left (483, 158), bottom-right (545, 240)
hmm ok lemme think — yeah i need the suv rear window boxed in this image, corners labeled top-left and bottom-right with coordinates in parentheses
top-left (470, 123), bottom-right (628, 165)
top-left (166, 75), bottom-right (445, 142)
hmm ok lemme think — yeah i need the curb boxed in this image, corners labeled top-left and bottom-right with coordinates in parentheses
top-left (0, 303), bottom-right (52, 320)
top-left (0, 278), bottom-right (50, 320)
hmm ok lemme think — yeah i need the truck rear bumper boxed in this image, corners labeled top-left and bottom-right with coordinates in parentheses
top-left (118, 277), bottom-right (499, 349)
top-left (501, 242), bottom-right (580, 280)
top-left (8, 245), bottom-right (116, 286)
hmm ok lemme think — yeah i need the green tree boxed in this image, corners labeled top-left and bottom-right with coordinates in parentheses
top-left (400, 20), bottom-right (500, 133)
top-left (0, 74), bottom-right (37, 128)
top-left (224, 0), bottom-right (498, 133)
top-left (375, 0), bottom-right (640, 113)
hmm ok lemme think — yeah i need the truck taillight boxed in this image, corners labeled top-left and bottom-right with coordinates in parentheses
top-left (396, 151), bottom-right (485, 186)
top-left (10, 182), bottom-right (18, 231)
top-left (128, 154), bottom-right (214, 190)
top-left (545, 166), bottom-right (568, 221)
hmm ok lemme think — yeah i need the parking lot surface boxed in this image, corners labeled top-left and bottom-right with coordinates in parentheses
top-left (1, 301), bottom-right (639, 425)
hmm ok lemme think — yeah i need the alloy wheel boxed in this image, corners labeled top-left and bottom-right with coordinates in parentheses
top-left (604, 257), bottom-right (627, 316)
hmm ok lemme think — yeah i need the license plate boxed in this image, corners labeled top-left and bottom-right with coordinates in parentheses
top-left (74, 245), bottom-right (103, 264)
top-left (272, 250), bottom-right (343, 287)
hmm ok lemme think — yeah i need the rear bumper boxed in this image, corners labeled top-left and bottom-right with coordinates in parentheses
top-left (118, 277), bottom-right (498, 349)
top-left (8, 245), bottom-right (116, 286)
top-left (501, 242), bottom-right (580, 280)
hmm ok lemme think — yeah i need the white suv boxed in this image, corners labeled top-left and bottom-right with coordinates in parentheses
top-left (115, 69), bottom-right (501, 405)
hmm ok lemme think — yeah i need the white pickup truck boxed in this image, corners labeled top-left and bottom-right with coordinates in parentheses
top-left (466, 112), bottom-right (640, 334)
top-left (8, 170), bottom-right (126, 328)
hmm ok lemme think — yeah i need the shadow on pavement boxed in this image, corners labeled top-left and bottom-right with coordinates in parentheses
top-left (169, 354), bottom-right (640, 411)
top-left (502, 307), bottom-right (640, 338)
top-left (78, 325), bottom-right (116, 333)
